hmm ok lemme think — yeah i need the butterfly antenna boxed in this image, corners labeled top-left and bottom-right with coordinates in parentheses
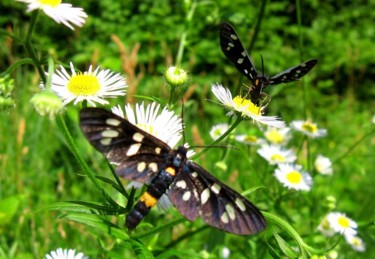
top-left (260, 55), bottom-right (265, 77)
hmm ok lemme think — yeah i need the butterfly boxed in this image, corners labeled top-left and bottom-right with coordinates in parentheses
top-left (80, 107), bottom-right (266, 235)
top-left (219, 22), bottom-right (318, 104)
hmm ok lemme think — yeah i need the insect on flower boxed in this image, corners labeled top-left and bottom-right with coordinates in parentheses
top-left (80, 108), bottom-right (266, 235)
top-left (219, 22), bottom-right (317, 104)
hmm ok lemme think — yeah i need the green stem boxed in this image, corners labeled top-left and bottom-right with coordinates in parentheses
top-left (175, 1), bottom-right (197, 66)
top-left (56, 114), bottom-right (115, 205)
top-left (130, 217), bottom-right (187, 239)
top-left (25, 10), bottom-right (46, 84)
top-left (0, 58), bottom-right (34, 77)
top-left (192, 116), bottom-right (242, 159)
top-left (248, 0), bottom-right (267, 53)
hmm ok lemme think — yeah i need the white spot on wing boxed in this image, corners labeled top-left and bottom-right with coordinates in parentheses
top-left (126, 143), bottom-right (141, 156)
top-left (148, 162), bottom-right (158, 172)
top-left (100, 138), bottom-right (111, 146)
top-left (155, 147), bottom-right (161, 154)
top-left (230, 34), bottom-right (238, 40)
top-left (176, 180), bottom-right (187, 189)
top-left (191, 172), bottom-right (198, 178)
top-left (235, 198), bottom-right (246, 212)
top-left (221, 212), bottom-right (229, 224)
top-left (101, 130), bottom-right (119, 138)
top-left (133, 132), bottom-right (144, 142)
top-left (106, 118), bottom-right (121, 126)
top-left (225, 204), bottom-right (236, 220)
top-left (182, 191), bottom-right (191, 201)
top-left (237, 58), bottom-right (244, 64)
top-left (200, 188), bottom-right (210, 205)
top-left (137, 162), bottom-right (146, 172)
top-left (210, 183), bottom-right (221, 194)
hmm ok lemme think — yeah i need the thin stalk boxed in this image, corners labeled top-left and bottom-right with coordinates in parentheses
top-left (25, 10), bottom-right (46, 84)
top-left (192, 116), bottom-right (242, 159)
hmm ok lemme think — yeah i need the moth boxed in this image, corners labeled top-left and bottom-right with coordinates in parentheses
top-left (80, 108), bottom-right (266, 235)
top-left (219, 22), bottom-right (317, 104)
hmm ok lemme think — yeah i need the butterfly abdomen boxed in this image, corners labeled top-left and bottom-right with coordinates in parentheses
top-left (125, 164), bottom-right (178, 230)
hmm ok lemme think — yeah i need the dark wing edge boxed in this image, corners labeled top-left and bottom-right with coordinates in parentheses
top-left (79, 107), bottom-right (171, 183)
top-left (269, 59), bottom-right (318, 85)
top-left (219, 22), bottom-right (258, 81)
top-left (169, 161), bottom-right (266, 235)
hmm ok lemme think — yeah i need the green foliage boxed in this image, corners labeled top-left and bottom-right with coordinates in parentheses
top-left (1, 0), bottom-right (374, 258)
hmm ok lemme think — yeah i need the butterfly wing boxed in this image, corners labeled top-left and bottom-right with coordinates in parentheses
top-left (169, 161), bottom-right (266, 235)
top-left (269, 59), bottom-right (318, 85)
top-left (80, 108), bottom-right (171, 183)
top-left (219, 22), bottom-right (259, 81)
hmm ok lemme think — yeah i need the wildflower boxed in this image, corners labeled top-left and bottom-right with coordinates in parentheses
top-left (209, 123), bottom-right (229, 141)
top-left (326, 212), bottom-right (358, 237)
top-left (44, 248), bottom-right (88, 259)
top-left (345, 234), bottom-right (366, 252)
top-left (257, 145), bottom-right (297, 165)
top-left (30, 91), bottom-right (63, 119)
top-left (317, 215), bottom-right (336, 237)
top-left (235, 134), bottom-right (265, 146)
top-left (17, 0), bottom-right (88, 30)
top-left (274, 164), bottom-right (312, 191)
top-left (314, 155), bottom-right (333, 175)
top-left (264, 126), bottom-right (291, 145)
top-left (291, 120), bottom-right (327, 138)
top-left (164, 66), bottom-right (189, 87)
top-left (49, 62), bottom-right (127, 106)
top-left (211, 84), bottom-right (285, 128)
top-left (112, 102), bottom-right (183, 149)
top-left (221, 247), bottom-right (231, 259)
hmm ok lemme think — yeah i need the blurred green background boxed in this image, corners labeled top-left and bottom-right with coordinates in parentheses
top-left (0, 0), bottom-right (374, 258)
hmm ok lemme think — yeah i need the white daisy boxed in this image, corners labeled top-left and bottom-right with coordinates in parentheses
top-left (314, 154), bottom-right (333, 175)
top-left (17, 0), bottom-right (88, 30)
top-left (211, 84), bottom-right (285, 128)
top-left (290, 120), bottom-right (327, 138)
top-left (49, 62), bottom-right (127, 106)
top-left (112, 102), bottom-right (183, 149)
top-left (257, 145), bottom-right (297, 165)
top-left (326, 212), bottom-right (358, 237)
top-left (209, 123), bottom-right (229, 141)
top-left (44, 248), bottom-right (88, 259)
top-left (264, 126), bottom-right (291, 145)
top-left (317, 216), bottom-right (336, 237)
top-left (345, 234), bottom-right (366, 252)
top-left (274, 164), bottom-right (312, 191)
top-left (234, 134), bottom-right (265, 146)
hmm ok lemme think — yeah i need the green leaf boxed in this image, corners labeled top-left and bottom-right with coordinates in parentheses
top-left (130, 239), bottom-right (154, 259)
top-left (274, 233), bottom-right (299, 258)
top-left (0, 196), bottom-right (20, 226)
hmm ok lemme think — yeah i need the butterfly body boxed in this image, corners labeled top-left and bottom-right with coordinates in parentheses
top-left (219, 22), bottom-right (317, 104)
top-left (80, 108), bottom-right (266, 235)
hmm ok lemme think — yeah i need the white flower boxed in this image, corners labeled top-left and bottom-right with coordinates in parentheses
top-left (264, 126), bottom-right (291, 145)
top-left (211, 84), bottom-right (285, 128)
top-left (274, 164), bottom-right (312, 191)
top-left (314, 155), bottom-right (333, 175)
top-left (49, 62), bottom-right (127, 106)
top-left (221, 247), bottom-right (231, 259)
top-left (345, 234), bottom-right (366, 252)
top-left (209, 123), bottom-right (229, 141)
top-left (326, 212), bottom-right (358, 237)
top-left (317, 216), bottom-right (336, 237)
top-left (257, 145), bottom-right (297, 165)
top-left (235, 134), bottom-right (265, 146)
top-left (17, 0), bottom-right (88, 30)
top-left (112, 102), bottom-right (183, 148)
top-left (45, 248), bottom-right (88, 259)
top-left (290, 120), bottom-right (327, 138)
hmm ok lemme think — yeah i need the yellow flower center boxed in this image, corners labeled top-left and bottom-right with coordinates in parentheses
top-left (232, 96), bottom-right (261, 116)
top-left (286, 171), bottom-right (302, 184)
top-left (302, 121), bottom-right (318, 133)
top-left (266, 129), bottom-right (283, 144)
top-left (271, 154), bottom-right (286, 162)
top-left (67, 74), bottom-right (101, 96)
top-left (38, 0), bottom-right (61, 7)
top-left (337, 216), bottom-right (350, 228)
top-left (244, 135), bottom-right (257, 143)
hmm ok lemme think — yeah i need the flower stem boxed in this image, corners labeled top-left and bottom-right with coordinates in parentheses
top-left (192, 116), bottom-right (242, 159)
top-left (25, 10), bottom-right (46, 84)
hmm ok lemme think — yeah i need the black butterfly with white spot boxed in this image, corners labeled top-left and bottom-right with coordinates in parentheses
top-left (80, 108), bottom-right (266, 235)
top-left (220, 22), bottom-right (318, 104)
